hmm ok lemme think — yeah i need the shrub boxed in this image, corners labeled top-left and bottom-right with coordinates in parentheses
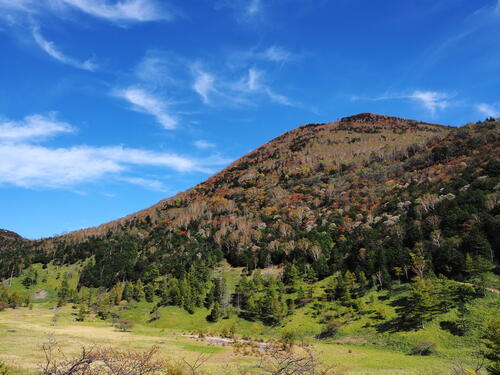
top-left (410, 341), bottom-right (436, 356)
top-left (116, 319), bottom-right (134, 332)
top-left (279, 330), bottom-right (297, 349)
top-left (0, 362), bottom-right (11, 375)
top-left (316, 319), bottom-right (343, 339)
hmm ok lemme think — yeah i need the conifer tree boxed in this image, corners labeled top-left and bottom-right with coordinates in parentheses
top-left (406, 277), bottom-right (439, 329)
top-left (144, 283), bottom-right (155, 303)
top-left (122, 281), bottom-right (134, 302)
top-left (207, 302), bottom-right (222, 322)
top-left (133, 280), bottom-right (145, 301)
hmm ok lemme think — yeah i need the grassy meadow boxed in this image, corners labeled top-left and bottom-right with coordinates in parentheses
top-left (0, 263), bottom-right (498, 375)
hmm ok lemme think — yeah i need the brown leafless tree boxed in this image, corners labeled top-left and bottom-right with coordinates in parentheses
top-left (246, 343), bottom-right (339, 375)
top-left (38, 337), bottom-right (167, 375)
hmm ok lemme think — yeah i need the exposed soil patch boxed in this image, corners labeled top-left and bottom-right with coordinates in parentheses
top-left (33, 290), bottom-right (48, 299)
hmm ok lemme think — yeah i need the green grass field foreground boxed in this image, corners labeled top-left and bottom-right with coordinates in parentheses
top-left (0, 263), bottom-right (498, 375)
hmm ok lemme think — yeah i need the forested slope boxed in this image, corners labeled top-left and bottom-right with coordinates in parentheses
top-left (1, 114), bottom-right (498, 303)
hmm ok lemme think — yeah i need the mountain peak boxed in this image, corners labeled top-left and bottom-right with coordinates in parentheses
top-left (339, 112), bottom-right (442, 126)
top-left (0, 229), bottom-right (22, 240)
top-left (48, 113), bottom-right (453, 242)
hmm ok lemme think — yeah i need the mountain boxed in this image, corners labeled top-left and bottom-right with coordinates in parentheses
top-left (1, 113), bottom-right (498, 291)
top-left (52, 113), bottom-right (451, 239)
top-left (0, 229), bottom-right (27, 252)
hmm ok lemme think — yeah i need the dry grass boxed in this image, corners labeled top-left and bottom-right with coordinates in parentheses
top-left (0, 306), bottom-right (236, 374)
top-left (0, 305), bottom-right (457, 375)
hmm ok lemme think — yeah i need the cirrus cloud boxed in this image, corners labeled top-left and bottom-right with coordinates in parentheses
top-left (32, 26), bottom-right (98, 71)
top-left (59, 0), bottom-right (172, 23)
top-left (352, 90), bottom-right (453, 116)
top-left (476, 103), bottom-right (500, 118)
top-left (0, 0), bottom-right (173, 25)
top-left (114, 86), bottom-right (178, 129)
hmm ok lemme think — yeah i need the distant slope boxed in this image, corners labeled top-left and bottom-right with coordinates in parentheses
top-left (0, 229), bottom-right (27, 251)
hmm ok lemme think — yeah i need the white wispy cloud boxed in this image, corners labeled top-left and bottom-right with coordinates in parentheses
top-left (353, 90), bottom-right (453, 115)
top-left (115, 87), bottom-right (177, 129)
top-left (32, 27), bottom-right (98, 71)
top-left (135, 54), bottom-right (182, 87)
top-left (131, 51), bottom-right (297, 111)
top-left (0, 0), bottom-right (40, 26)
top-left (118, 176), bottom-right (169, 192)
top-left (476, 103), bottom-right (500, 118)
top-left (0, 113), bottom-right (228, 189)
top-left (192, 67), bottom-right (217, 105)
top-left (262, 45), bottom-right (291, 62)
top-left (0, 0), bottom-right (32, 11)
top-left (236, 68), bottom-right (292, 105)
top-left (408, 90), bottom-right (451, 115)
top-left (214, 0), bottom-right (263, 23)
top-left (194, 140), bottom-right (216, 150)
top-left (191, 65), bottom-right (292, 107)
top-left (0, 0), bottom-right (171, 26)
top-left (226, 45), bottom-right (295, 70)
top-left (0, 113), bottom-right (74, 143)
top-left (57, 0), bottom-right (172, 23)
top-left (246, 0), bottom-right (261, 17)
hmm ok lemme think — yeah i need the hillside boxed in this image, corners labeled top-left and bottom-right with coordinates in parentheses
top-left (1, 113), bottom-right (498, 287)
top-left (0, 229), bottom-right (27, 255)
top-left (0, 113), bottom-right (499, 375)
top-left (57, 113), bottom-right (451, 239)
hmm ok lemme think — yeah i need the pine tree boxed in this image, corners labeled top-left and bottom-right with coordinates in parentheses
top-left (57, 277), bottom-right (70, 304)
top-left (406, 277), bottom-right (440, 329)
top-left (283, 264), bottom-right (300, 292)
top-left (144, 283), bottom-right (155, 303)
top-left (207, 302), bottom-right (222, 322)
top-left (481, 319), bottom-right (500, 375)
top-left (133, 280), bottom-right (145, 301)
top-left (122, 281), bottom-right (134, 302)
top-left (465, 253), bottom-right (495, 287)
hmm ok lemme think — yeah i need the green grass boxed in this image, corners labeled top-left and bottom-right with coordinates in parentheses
top-left (3, 263), bottom-right (80, 306)
top-left (1, 265), bottom-right (498, 375)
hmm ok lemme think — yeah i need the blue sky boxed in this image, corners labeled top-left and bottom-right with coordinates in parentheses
top-left (0, 0), bottom-right (499, 239)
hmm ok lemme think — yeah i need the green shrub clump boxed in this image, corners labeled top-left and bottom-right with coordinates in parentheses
top-left (410, 341), bottom-right (436, 356)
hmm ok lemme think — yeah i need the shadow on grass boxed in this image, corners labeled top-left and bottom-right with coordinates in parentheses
top-left (375, 295), bottom-right (421, 333)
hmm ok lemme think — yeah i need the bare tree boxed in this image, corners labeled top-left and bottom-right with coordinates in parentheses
top-left (246, 343), bottom-right (339, 375)
top-left (182, 354), bottom-right (210, 375)
top-left (38, 338), bottom-right (167, 375)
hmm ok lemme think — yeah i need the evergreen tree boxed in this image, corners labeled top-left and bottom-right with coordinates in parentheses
top-left (57, 277), bottom-right (70, 304)
top-left (133, 280), bottom-right (145, 301)
top-left (465, 253), bottom-right (495, 287)
top-left (283, 264), bottom-right (300, 292)
top-left (144, 283), bottom-right (155, 303)
top-left (482, 319), bottom-right (500, 375)
top-left (405, 277), bottom-right (440, 329)
top-left (122, 281), bottom-right (134, 302)
top-left (207, 302), bottom-right (222, 322)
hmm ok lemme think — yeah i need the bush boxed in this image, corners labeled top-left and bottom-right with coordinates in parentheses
top-left (279, 330), bottom-right (297, 349)
top-left (316, 319), bottom-right (343, 339)
top-left (410, 341), bottom-right (436, 356)
top-left (0, 362), bottom-right (11, 375)
top-left (116, 319), bottom-right (134, 332)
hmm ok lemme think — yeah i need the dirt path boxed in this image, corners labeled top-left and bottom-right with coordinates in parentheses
top-left (181, 334), bottom-right (269, 349)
